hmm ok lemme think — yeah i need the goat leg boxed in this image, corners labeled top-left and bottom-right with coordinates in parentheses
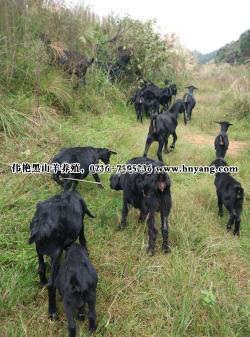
top-left (170, 131), bottom-right (177, 150)
top-left (161, 210), bottom-right (169, 254)
top-left (119, 196), bottom-right (128, 229)
top-left (233, 213), bottom-right (241, 236)
top-left (226, 211), bottom-right (235, 231)
top-left (157, 138), bottom-right (164, 162)
top-left (36, 249), bottom-right (48, 286)
top-left (138, 211), bottom-right (147, 223)
top-left (143, 135), bottom-right (154, 158)
top-left (87, 293), bottom-right (97, 332)
top-left (217, 192), bottom-right (223, 217)
top-left (92, 173), bottom-right (104, 188)
top-left (48, 254), bottom-right (61, 320)
top-left (164, 137), bottom-right (169, 153)
top-left (63, 299), bottom-right (76, 337)
top-left (147, 212), bottom-right (157, 256)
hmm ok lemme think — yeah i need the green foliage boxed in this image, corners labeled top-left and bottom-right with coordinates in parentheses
top-left (201, 285), bottom-right (216, 308)
top-left (240, 30), bottom-right (250, 56)
top-left (0, 0), bottom-right (191, 139)
top-left (225, 94), bottom-right (250, 120)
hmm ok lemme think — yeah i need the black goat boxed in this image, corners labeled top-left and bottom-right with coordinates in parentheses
top-left (135, 91), bottom-right (145, 123)
top-left (29, 190), bottom-right (94, 319)
top-left (214, 121), bottom-right (232, 158)
top-left (183, 85), bottom-right (197, 120)
top-left (59, 51), bottom-right (94, 84)
top-left (159, 83), bottom-right (177, 111)
top-left (55, 243), bottom-right (98, 337)
top-left (51, 146), bottom-right (117, 191)
top-left (40, 34), bottom-right (94, 84)
top-left (143, 99), bottom-right (187, 162)
top-left (130, 89), bottom-right (145, 122)
top-left (210, 159), bottom-right (244, 235)
top-left (110, 157), bottom-right (172, 255)
top-left (141, 83), bottom-right (161, 116)
top-left (130, 80), bottom-right (178, 118)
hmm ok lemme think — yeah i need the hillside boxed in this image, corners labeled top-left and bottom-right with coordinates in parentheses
top-left (215, 29), bottom-right (250, 64)
top-left (1, 2), bottom-right (250, 337)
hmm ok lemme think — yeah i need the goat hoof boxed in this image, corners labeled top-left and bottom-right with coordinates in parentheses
top-left (170, 146), bottom-right (174, 150)
top-left (233, 230), bottom-right (240, 236)
top-left (77, 313), bottom-right (85, 321)
top-left (146, 247), bottom-right (154, 256)
top-left (162, 246), bottom-right (170, 254)
top-left (89, 323), bottom-right (97, 333)
top-left (118, 223), bottom-right (126, 230)
top-left (226, 225), bottom-right (232, 231)
top-left (218, 212), bottom-right (223, 217)
top-left (40, 279), bottom-right (48, 287)
top-left (49, 312), bottom-right (59, 321)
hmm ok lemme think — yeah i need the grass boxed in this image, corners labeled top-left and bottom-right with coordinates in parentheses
top-left (0, 64), bottom-right (250, 337)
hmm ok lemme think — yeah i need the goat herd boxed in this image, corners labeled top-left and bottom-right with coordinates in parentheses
top-left (27, 80), bottom-right (244, 337)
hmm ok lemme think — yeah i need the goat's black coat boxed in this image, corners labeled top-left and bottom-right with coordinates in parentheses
top-left (141, 83), bottom-right (161, 116)
top-left (29, 190), bottom-right (94, 319)
top-left (110, 157), bottom-right (172, 255)
top-left (159, 83), bottom-right (177, 110)
top-left (183, 85), bottom-right (197, 120)
top-left (51, 146), bottom-right (116, 190)
top-left (143, 99), bottom-right (187, 162)
top-left (130, 81), bottom-right (178, 119)
top-left (214, 121), bottom-right (232, 158)
top-left (55, 243), bottom-right (98, 337)
top-left (130, 89), bottom-right (145, 122)
top-left (210, 159), bottom-right (244, 235)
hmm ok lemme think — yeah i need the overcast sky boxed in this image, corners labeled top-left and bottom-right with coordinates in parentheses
top-left (66, 0), bottom-right (250, 53)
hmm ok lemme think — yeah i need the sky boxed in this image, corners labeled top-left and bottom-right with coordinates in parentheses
top-left (66, 0), bottom-right (250, 53)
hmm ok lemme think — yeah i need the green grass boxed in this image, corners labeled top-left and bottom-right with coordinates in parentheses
top-left (0, 65), bottom-right (250, 337)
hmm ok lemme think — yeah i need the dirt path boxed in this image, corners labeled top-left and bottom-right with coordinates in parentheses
top-left (184, 132), bottom-right (249, 155)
